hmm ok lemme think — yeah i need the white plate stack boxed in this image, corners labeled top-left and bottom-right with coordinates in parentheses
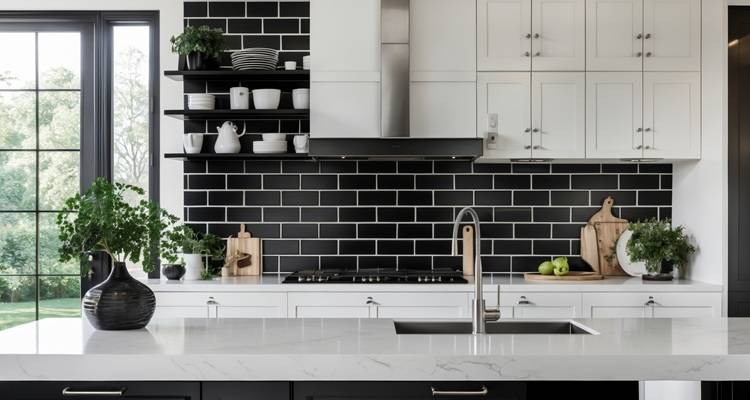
top-left (253, 133), bottom-right (288, 154)
top-left (231, 48), bottom-right (279, 71)
top-left (187, 94), bottom-right (215, 110)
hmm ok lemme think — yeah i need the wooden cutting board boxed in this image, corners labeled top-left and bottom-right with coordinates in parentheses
top-left (222, 224), bottom-right (262, 277)
top-left (462, 225), bottom-right (474, 276)
top-left (580, 224), bottom-right (599, 273)
top-left (524, 272), bottom-right (604, 281)
top-left (589, 196), bottom-right (628, 276)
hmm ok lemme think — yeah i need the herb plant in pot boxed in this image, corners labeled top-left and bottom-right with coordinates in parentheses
top-left (170, 25), bottom-right (226, 71)
top-left (170, 225), bottom-right (224, 280)
top-left (626, 218), bottom-right (696, 280)
top-left (56, 178), bottom-right (179, 330)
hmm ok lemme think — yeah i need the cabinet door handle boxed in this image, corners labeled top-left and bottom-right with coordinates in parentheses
top-left (645, 52), bottom-right (652, 57)
top-left (524, 128), bottom-right (532, 133)
top-left (533, 33), bottom-right (540, 39)
top-left (525, 33), bottom-right (532, 39)
top-left (645, 33), bottom-right (652, 39)
top-left (532, 145), bottom-right (544, 150)
top-left (524, 51), bottom-right (530, 57)
top-left (636, 51), bottom-right (642, 57)
top-left (644, 128), bottom-right (652, 132)
top-left (431, 386), bottom-right (488, 397)
top-left (532, 128), bottom-right (539, 133)
top-left (62, 387), bottom-right (125, 397)
top-left (636, 33), bottom-right (643, 39)
top-left (366, 296), bottom-right (378, 305)
top-left (644, 145), bottom-right (652, 150)
top-left (517, 296), bottom-right (532, 306)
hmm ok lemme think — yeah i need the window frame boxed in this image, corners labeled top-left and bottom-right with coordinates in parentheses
top-left (0, 11), bottom-right (160, 304)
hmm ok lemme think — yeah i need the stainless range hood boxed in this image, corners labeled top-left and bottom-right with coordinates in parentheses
top-left (309, 0), bottom-right (483, 160)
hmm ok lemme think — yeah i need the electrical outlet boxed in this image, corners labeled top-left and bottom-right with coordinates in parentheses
top-left (487, 133), bottom-right (498, 150)
top-left (487, 113), bottom-right (498, 150)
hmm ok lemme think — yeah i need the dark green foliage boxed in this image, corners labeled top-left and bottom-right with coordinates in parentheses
top-left (627, 218), bottom-right (696, 268)
top-left (169, 25), bottom-right (226, 60)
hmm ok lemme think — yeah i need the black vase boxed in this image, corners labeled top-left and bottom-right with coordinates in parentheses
top-left (186, 52), bottom-right (209, 70)
top-left (82, 261), bottom-right (156, 330)
top-left (162, 264), bottom-right (186, 280)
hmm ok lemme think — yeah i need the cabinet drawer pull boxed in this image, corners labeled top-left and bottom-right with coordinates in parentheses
top-left (62, 387), bottom-right (125, 397)
top-left (366, 296), bottom-right (378, 305)
top-left (517, 296), bottom-right (532, 306)
top-left (431, 386), bottom-right (488, 397)
top-left (645, 296), bottom-right (656, 306)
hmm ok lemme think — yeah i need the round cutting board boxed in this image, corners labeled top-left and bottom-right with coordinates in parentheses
top-left (524, 272), bottom-right (604, 281)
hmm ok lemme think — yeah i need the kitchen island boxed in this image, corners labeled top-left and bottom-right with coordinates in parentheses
top-left (0, 317), bottom-right (748, 382)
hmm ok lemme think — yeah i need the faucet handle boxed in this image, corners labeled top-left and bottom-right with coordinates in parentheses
top-left (484, 284), bottom-right (501, 322)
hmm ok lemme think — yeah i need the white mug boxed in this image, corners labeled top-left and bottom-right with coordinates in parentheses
top-left (293, 133), bottom-right (309, 153)
top-left (292, 88), bottom-right (310, 110)
top-left (284, 61), bottom-right (297, 70)
top-left (183, 133), bottom-right (204, 154)
top-left (230, 87), bottom-right (250, 110)
top-left (302, 55), bottom-right (311, 70)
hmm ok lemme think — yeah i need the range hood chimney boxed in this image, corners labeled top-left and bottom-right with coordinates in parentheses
top-left (309, 0), bottom-right (483, 160)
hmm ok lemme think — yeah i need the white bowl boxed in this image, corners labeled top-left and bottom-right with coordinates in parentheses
top-left (262, 133), bottom-right (286, 142)
top-left (253, 140), bottom-right (287, 154)
top-left (252, 89), bottom-right (281, 110)
top-left (292, 88), bottom-right (309, 110)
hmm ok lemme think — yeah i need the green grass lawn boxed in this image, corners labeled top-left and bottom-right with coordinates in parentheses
top-left (0, 298), bottom-right (81, 331)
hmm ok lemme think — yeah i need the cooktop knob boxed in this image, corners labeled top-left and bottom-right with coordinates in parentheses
top-left (298, 276), bottom-right (304, 282)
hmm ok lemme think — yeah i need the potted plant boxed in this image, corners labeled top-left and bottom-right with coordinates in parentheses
top-left (56, 178), bottom-right (179, 330)
top-left (626, 218), bottom-right (696, 279)
top-left (170, 25), bottom-right (226, 70)
top-left (169, 225), bottom-right (224, 280)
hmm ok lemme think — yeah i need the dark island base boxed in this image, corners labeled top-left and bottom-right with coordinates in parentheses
top-left (3, 380), bottom-right (747, 400)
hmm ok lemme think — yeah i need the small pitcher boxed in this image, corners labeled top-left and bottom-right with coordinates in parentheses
top-left (214, 121), bottom-right (247, 154)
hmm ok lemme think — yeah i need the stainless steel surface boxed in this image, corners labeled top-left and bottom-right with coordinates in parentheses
top-left (431, 386), bottom-right (489, 396)
top-left (451, 207), bottom-right (500, 334)
top-left (62, 387), bottom-right (125, 397)
top-left (381, 0), bottom-right (409, 138)
top-left (393, 320), bottom-right (597, 335)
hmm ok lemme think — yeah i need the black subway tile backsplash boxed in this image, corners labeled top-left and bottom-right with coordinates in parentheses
top-left (181, 5), bottom-right (670, 275)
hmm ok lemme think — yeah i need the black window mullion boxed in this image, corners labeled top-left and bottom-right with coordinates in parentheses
top-left (33, 31), bottom-right (40, 322)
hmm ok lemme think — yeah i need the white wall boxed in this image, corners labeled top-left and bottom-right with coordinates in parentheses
top-left (672, 0), bottom-right (728, 293)
top-left (0, 0), bottom-right (185, 220)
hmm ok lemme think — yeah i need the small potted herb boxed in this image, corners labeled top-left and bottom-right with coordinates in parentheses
top-left (168, 225), bottom-right (225, 280)
top-left (170, 25), bottom-right (227, 70)
top-left (626, 218), bottom-right (696, 279)
top-left (56, 178), bottom-right (179, 329)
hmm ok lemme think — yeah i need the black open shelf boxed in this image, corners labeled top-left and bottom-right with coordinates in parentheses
top-left (165, 153), bottom-right (312, 161)
top-left (164, 69), bottom-right (309, 81)
top-left (164, 109), bottom-right (309, 120)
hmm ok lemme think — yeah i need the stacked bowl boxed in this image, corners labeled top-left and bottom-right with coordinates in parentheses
top-left (253, 133), bottom-right (287, 154)
top-left (231, 48), bottom-right (279, 70)
top-left (187, 94), bottom-right (215, 110)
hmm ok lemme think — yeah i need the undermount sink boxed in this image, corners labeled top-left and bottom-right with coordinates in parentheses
top-left (393, 320), bottom-right (597, 335)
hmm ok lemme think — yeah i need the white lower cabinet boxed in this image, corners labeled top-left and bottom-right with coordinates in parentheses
top-left (287, 292), bottom-right (470, 319)
top-left (582, 292), bottom-right (722, 318)
top-left (483, 291), bottom-right (582, 319)
top-left (154, 292), bottom-right (287, 319)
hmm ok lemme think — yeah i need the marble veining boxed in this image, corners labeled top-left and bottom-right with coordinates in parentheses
top-left (0, 317), bottom-right (749, 381)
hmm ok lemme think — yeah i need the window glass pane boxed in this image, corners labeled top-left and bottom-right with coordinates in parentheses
top-left (39, 276), bottom-right (80, 319)
top-left (0, 32), bottom-right (35, 89)
top-left (0, 276), bottom-right (37, 330)
top-left (39, 212), bottom-right (79, 275)
top-left (39, 91), bottom-right (80, 149)
top-left (38, 32), bottom-right (80, 90)
top-left (0, 151), bottom-right (36, 210)
top-left (0, 92), bottom-right (36, 149)
top-left (39, 151), bottom-right (79, 211)
top-left (0, 213), bottom-right (36, 275)
top-left (113, 25), bottom-right (150, 200)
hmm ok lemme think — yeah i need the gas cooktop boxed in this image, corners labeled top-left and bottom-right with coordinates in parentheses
top-left (283, 269), bottom-right (469, 284)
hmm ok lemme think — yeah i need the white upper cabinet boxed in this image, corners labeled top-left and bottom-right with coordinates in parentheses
top-left (643, 72), bottom-right (701, 159)
top-left (587, 0), bottom-right (700, 71)
top-left (586, 72), bottom-right (643, 158)
top-left (477, 0), bottom-right (584, 71)
top-left (586, 0), bottom-right (643, 71)
top-left (530, 0), bottom-right (586, 71)
top-left (411, 0), bottom-right (476, 81)
top-left (643, 0), bottom-right (701, 71)
top-left (477, 72), bottom-right (532, 159)
top-left (310, 0), bottom-right (381, 81)
top-left (410, 82), bottom-right (476, 138)
top-left (310, 82), bottom-right (381, 138)
top-left (531, 72), bottom-right (586, 158)
top-left (477, 0), bottom-right (532, 71)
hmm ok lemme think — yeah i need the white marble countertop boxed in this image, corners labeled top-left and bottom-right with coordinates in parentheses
top-left (143, 275), bottom-right (722, 293)
top-left (0, 317), bottom-right (748, 381)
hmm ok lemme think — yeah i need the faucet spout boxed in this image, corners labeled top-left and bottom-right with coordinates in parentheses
top-left (452, 207), bottom-right (500, 334)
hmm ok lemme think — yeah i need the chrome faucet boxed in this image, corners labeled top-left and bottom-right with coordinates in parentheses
top-left (451, 207), bottom-right (500, 334)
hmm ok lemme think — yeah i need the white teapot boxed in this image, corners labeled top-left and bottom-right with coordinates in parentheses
top-left (214, 121), bottom-right (246, 154)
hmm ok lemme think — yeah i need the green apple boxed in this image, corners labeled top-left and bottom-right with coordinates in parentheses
top-left (538, 261), bottom-right (555, 275)
top-left (552, 256), bottom-right (569, 276)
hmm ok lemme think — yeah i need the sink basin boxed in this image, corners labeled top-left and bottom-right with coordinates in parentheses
top-left (393, 320), bottom-right (597, 335)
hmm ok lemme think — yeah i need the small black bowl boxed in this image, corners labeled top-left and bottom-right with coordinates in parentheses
top-left (162, 264), bottom-right (186, 280)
